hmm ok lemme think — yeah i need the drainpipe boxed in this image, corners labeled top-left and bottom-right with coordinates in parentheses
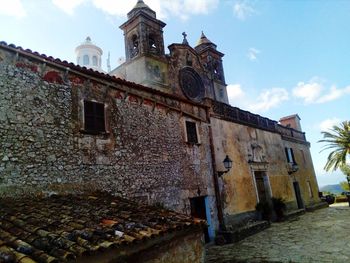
top-left (206, 102), bottom-right (226, 231)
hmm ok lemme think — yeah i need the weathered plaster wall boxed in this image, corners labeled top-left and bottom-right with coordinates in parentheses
top-left (282, 139), bottom-right (320, 207)
top-left (0, 47), bottom-right (218, 231)
top-left (210, 117), bottom-right (320, 221)
top-left (113, 56), bottom-right (169, 92)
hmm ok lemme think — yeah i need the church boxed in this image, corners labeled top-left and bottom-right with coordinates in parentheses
top-left (0, 1), bottom-right (322, 259)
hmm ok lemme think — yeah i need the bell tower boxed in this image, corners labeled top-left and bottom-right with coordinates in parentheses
top-left (121, 0), bottom-right (166, 61)
top-left (111, 0), bottom-right (169, 92)
top-left (195, 32), bottom-right (228, 104)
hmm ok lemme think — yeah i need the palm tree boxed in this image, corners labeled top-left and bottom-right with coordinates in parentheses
top-left (319, 121), bottom-right (350, 171)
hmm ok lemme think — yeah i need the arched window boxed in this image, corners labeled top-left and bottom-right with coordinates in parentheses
top-left (149, 35), bottom-right (158, 53)
top-left (92, 56), bottom-right (98, 66)
top-left (83, 55), bottom-right (89, 65)
top-left (130, 34), bottom-right (139, 58)
top-left (77, 56), bottom-right (80, 65)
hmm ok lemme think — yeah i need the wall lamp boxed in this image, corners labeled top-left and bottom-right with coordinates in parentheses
top-left (218, 155), bottom-right (233, 177)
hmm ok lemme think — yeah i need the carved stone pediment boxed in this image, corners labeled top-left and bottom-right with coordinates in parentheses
top-left (249, 161), bottom-right (269, 171)
top-left (248, 143), bottom-right (267, 163)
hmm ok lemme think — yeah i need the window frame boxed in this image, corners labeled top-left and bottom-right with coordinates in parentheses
top-left (285, 147), bottom-right (297, 165)
top-left (82, 100), bottom-right (107, 135)
top-left (185, 120), bottom-right (200, 145)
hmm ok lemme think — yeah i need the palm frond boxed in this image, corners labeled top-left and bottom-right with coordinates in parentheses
top-left (319, 121), bottom-right (350, 172)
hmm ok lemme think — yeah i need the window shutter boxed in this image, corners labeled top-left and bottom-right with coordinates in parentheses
top-left (290, 148), bottom-right (296, 164)
top-left (284, 147), bottom-right (290, 163)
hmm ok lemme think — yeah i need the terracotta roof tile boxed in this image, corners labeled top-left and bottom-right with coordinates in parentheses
top-left (0, 194), bottom-right (202, 262)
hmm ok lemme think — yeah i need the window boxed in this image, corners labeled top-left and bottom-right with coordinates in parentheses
top-left (130, 34), bottom-right (139, 58)
top-left (149, 36), bottom-right (158, 53)
top-left (84, 101), bottom-right (105, 133)
top-left (307, 181), bottom-right (314, 198)
top-left (83, 55), bottom-right (89, 65)
top-left (92, 56), bottom-right (98, 66)
top-left (285, 147), bottom-right (296, 164)
top-left (185, 121), bottom-right (198, 144)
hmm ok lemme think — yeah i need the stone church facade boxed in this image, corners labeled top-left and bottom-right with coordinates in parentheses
top-left (0, 0), bottom-right (321, 241)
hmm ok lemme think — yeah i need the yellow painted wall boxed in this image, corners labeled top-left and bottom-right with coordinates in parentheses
top-left (211, 117), bottom-right (321, 218)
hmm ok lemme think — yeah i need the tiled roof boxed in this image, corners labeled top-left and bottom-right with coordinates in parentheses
top-left (0, 194), bottom-right (203, 262)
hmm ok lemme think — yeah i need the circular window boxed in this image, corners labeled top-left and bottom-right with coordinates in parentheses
top-left (179, 67), bottom-right (204, 102)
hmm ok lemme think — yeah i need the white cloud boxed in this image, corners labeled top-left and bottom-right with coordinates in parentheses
top-left (319, 118), bottom-right (341, 132)
top-left (50, 0), bottom-right (218, 19)
top-left (227, 84), bottom-right (289, 113)
top-left (0, 0), bottom-right (26, 18)
top-left (52, 0), bottom-right (86, 15)
top-left (317, 85), bottom-right (350, 103)
top-left (227, 84), bottom-right (245, 102)
top-left (90, 0), bottom-right (134, 17)
top-left (233, 0), bottom-right (256, 20)
top-left (247, 47), bottom-right (260, 61)
top-left (249, 88), bottom-right (289, 112)
top-left (292, 77), bottom-right (350, 104)
top-left (292, 78), bottom-right (323, 104)
top-left (162, 0), bottom-right (219, 20)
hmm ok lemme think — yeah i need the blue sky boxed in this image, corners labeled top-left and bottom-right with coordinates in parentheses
top-left (1, 0), bottom-right (349, 187)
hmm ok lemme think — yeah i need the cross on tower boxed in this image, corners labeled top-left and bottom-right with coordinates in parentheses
top-left (182, 32), bottom-right (189, 45)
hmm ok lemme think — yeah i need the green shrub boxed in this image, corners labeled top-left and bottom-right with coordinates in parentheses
top-left (255, 201), bottom-right (272, 220)
top-left (271, 197), bottom-right (286, 221)
top-left (256, 197), bottom-right (287, 221)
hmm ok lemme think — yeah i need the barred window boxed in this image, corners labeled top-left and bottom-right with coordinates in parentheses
top-left (84, 101), bottom-right (105, 133)
top-left (186, 121), bottom-right (198, 144)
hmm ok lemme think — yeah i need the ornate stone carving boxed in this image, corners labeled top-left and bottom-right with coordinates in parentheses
top-left (248, 143), bottom-right (267, 163)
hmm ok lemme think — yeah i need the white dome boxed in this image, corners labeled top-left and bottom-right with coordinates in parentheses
top-left (75, 36), bottom-right (103, 71)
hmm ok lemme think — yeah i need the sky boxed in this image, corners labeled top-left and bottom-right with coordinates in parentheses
top-left (0, 0), bottom-right (349, 187)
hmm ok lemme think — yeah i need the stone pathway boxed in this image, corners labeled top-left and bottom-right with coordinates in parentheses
top-left (206, 204), bottom-right (350, 263)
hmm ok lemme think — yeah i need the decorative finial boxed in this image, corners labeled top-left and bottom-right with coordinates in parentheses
top-left (86, 36), bottom-right (91, 42)
top-left (182, 32), bottom-right (189, 45)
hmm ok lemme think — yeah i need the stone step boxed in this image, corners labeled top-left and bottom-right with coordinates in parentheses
top-left (284, 208), bottom-right (305, 220)
top-left (305, 201), bottom-right (329, 212)
top-left (217, 220), bottom-right (270, 244)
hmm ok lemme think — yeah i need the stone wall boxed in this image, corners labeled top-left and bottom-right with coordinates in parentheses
top-left (0, 45), bottom-right (218, 231)
top-left (141, 230), bottom-right (205, 263)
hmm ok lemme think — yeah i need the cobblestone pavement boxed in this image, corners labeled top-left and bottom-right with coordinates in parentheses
top-left (206, 204), bottom-right (350, 263)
